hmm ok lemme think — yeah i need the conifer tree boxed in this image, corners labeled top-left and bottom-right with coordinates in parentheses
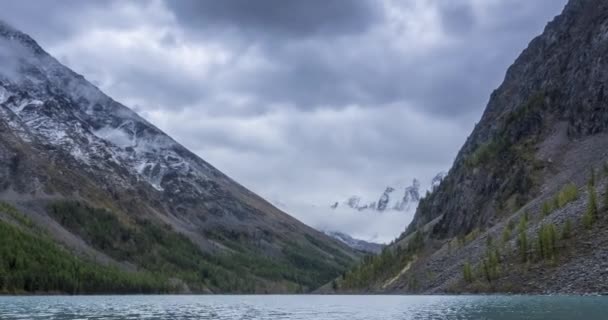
top-left (542, 201), bottom-right (551, 217)
top-left (463, 261), bottom-right (473, 283)
top-left (588, 167), bottom-right (596, 187)
top-left (537, 223), bottom-right (557, 260)
top-left (561, 219), bottom-right (572, 240)
top-left (584, 185), bottom-right (598, 229)
top-left (517, 217), bottom-right (528, 262)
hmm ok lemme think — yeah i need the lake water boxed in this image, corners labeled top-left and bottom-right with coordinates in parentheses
top-left (0, 295), bottom-right (606, 319)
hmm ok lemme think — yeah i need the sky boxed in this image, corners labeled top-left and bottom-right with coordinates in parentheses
top-left (0, 0), bottom-right (568, 243)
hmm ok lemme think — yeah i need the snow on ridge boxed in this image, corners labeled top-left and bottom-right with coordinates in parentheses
top-left (0, 85), bottom-right (8, 104)
top-left (0, 31), bottom-right (220, 195)
top-left (14, 99), bottom-right (42, 113)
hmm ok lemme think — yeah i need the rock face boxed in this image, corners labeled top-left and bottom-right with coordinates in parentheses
top-left (407, 0), bottom-right (608, 239)
top-left (0, 21), bottom-right (359, 293)
top-left (431, 172), bottom-right (447, 191)
top-left (324, 231), bottom-right (384, 254)
top-left (336, 0), bottom-right (608, 294)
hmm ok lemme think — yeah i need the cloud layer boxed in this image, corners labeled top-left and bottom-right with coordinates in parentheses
top-left (0, 0), bottom-right (568, 242)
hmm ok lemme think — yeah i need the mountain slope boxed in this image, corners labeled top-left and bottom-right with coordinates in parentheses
top-left (0, 21), bottom-right (359, 294)
top-left (335, 0), bottom-right (608, 294)
top-left (324, 231), bottom-right (384, 254)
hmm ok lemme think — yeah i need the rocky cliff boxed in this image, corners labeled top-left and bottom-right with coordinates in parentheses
top-left (335, 0), bottom-right (608, 294)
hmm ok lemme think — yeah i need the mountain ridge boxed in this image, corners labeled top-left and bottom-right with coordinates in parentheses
top-left (333, 0), bottom-right (608, 294)
top-left (331, 173), bottom-right (446, 213)
top-left (0, 21), bottom-right (360, 294)
top-left (324, 231), bottom-right (384, 254)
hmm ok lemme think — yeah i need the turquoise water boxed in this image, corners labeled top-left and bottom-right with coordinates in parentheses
top-left (0, 295), bottom-right (606, 319)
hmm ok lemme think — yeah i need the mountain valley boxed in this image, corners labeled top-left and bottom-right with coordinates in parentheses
top-left (0, 21), bottom-right (360, 294)
top-left (330, 0), bottom-right (608, 295)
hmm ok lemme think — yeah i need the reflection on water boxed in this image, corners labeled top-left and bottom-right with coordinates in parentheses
top-left (0, 295), bottom-right (606, 320)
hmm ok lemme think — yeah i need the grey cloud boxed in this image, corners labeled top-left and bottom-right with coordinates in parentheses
top-left (220, 38), bottom-right (506, 118)
top-left (0, 1), bottom-right (111, 45)
top-left (485, 0), bottom-right (566, 34)
top-left (0, 0), bottom-right (570, 240)
top-left (161, 0), bottom-right (567, 118)
top-left (436, 1), bottom-right (476, 35)
top-left (4, 0), bottom-right (567, 119)
top-left (104, 64), bottom-right (208, 109)
top-left (0, 38), bottom-right (25, 81)
top-left (51, 49), bottom-right (208, 109)
top-left (164, 0), bottom-right (383, 38)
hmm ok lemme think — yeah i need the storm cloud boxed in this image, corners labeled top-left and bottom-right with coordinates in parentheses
top-left (166, 0), bottom-right (383, 38)
top-left (0, 0), bottom-right (568, 242)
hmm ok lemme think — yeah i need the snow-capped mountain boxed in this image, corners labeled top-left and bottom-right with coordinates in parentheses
top-left (331, 176), bottom-right (446, 213)
top-left (292, 174), bottom-right (448, 244)
top-left (324, 231), bottom-right (384, 254)
top-left (0, 21), bottom-right (222, 199)
top-left (0, 21), bottom-right (359, 292)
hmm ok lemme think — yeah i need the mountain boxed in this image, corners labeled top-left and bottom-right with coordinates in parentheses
top-left (324, 231), bottom-right (384, 254)
top-left (334, 0), bottom-right (608, 294)
top-left (431, 172), bottom-right (447, 191)
top-left (330, 173), bottom-right (448, 213)
top-left (0, 21), bottom-right (360, 294)
top-left (332, 178), bottom-right (426, 212)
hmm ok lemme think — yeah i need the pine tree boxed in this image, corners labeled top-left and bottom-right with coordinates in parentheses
top-left (537, 223), bottom-right (557, 260)
top-left (501, 226), bottom-right (512, 246)
top-left (482, 245), bottom-right (500, 283)
top-left (542, 201), bottom-right (552, 217)
top-left (561, 219), bottom-right (572, 240)
top-left (588, 168), bottom-right (596, 187)
top-left (552, 195), bottom-right (560, 211)
top-left (584, 185), bottom-right (598, 229)
top-left (517, 217), bottom-right (528, 262)
top-left (463, 261), bottom-right (473, 283)
top-left (408, 231), bottom-right (425, 253)
top-left (557, 183), bottom-right (579, 208)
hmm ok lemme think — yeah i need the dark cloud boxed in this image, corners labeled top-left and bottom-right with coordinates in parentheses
top-left (156, 0), bottom-right (568, 118)
top-left (164, 0), bottom-right (383, 38)
top-left (0, 0), bottom-right (569, 241)
top-left (0, 1), bottom-right (111, 44)
top-left (436, 1), bottom-right (476, 35)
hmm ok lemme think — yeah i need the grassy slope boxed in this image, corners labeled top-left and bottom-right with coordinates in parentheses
top-left (1, 201), bottom-right (356, 294)
top-left (0, 203), bottom-right (168, 294)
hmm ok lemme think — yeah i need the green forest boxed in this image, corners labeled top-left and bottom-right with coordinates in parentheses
top-left (0, 201), bottom-right (353, 294)
top-left (0, 203), bottom-right (168, 294)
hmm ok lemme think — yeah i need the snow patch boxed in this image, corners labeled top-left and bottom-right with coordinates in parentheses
top-left (69, 146), bottom-right (90, 164)
top-left (0, 29), bottom-right (220, 196)
top-left (36, 126), bottom-right (67, 143)
top-left (0, 85), bottom-right (9, 104)
top-left (14, 99), bottom-right (43, 113)
top-left (93, 126), bottom-right (134, 148)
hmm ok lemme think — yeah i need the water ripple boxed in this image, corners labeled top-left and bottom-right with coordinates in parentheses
top-left (0, 295), bottom-right (606, 320)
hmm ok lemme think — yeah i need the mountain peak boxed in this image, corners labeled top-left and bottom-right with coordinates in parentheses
top-left (330, 175), bottom-right (438, 213)
top-left (0, 22), bottom-right (359, 293)
top-left (0, 20), bottom-right (45, 56)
